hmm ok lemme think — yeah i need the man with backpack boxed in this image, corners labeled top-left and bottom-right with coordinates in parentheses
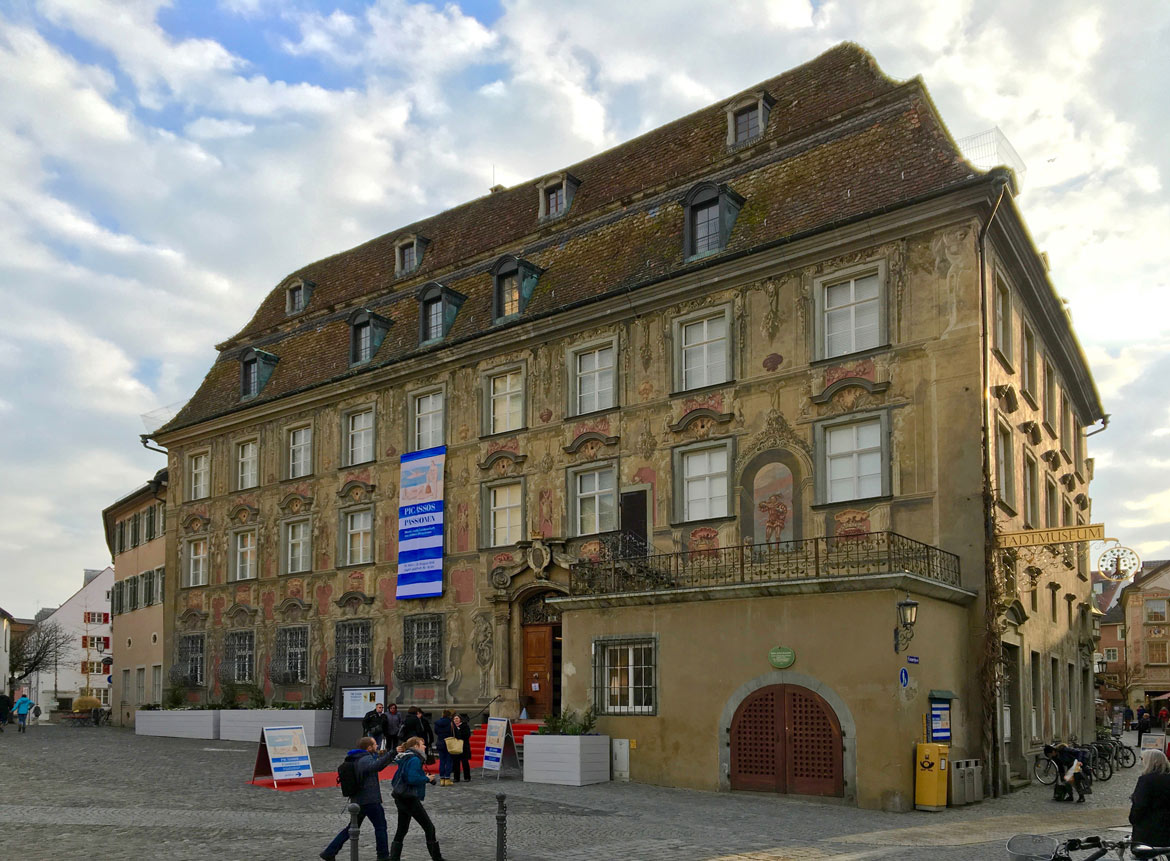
top-left (320, 736), bottom-right (398, 861)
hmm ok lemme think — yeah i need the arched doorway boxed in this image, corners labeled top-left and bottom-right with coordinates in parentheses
top-left (520, 592), bottom-right (561, 718)
top-left (730, 684), bottom-right (843, 797)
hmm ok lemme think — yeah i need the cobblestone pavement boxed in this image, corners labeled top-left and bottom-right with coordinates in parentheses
top-left (0, 724), bottom-right (1145, 860)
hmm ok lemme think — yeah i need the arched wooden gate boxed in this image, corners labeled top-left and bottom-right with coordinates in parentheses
top-left (730, 684), bottom-right (843, 797)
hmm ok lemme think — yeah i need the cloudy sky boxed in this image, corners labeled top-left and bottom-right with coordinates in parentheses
top-left (1, 0), bottom-right (1167, 617)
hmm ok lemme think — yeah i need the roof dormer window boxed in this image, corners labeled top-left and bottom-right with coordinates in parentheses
top-left (348, 309), bottom-right (391, 366)
top-left (395, 234), bottom-right (430, 278)
top-left (491, 255), bottom-right (542, 322)
top-left (285, 279), bottom-right (314, 315)
top-left (239, 347), bottom-right (278, 400)
top-left (537, 173), bottom-right (580, 221)
top-left (417, 282), bottom-right (465, 344)
top-left (724, 92), bottom-right (773, 147)
top-left (681, 181), bottom-right (744, 259)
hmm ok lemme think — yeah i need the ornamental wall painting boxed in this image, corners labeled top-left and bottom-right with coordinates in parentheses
top-left (739, 450), bottom-right (803, 547)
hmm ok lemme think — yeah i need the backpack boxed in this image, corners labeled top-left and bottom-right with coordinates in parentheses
top-left (390, 754), bottom-right (418, 798)
top-left (337, 759), bottom-right (360, 798)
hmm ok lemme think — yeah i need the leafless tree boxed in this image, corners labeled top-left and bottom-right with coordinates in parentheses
top-left (9, 620), bottom-right (75, 688)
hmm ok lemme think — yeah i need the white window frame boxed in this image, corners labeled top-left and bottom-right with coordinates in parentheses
top-left (1045, 477), bottom-right (1059, 528)
top-left (595, 637), bottom-right (656, 716)
top-left (277, 626), bottom-right (309, 684)
top-left (343, 508), bottom-right (373, 566)
top-left (183, 537), bottom-right (208, 588)
top-left (411, 388), bottom-right (445, 451)
top-left (485, 480), bottom-right (524, 547)
top-left (485, 367), bottom-right (525, 435)
top-left (996, 419), bottom-right (1015, 508)
top-left (230, 529), bottom-right (257, 582)
top-left (236, 439), bottom-right (258, 491)
top-left (1021, 322), bottom-right (1037, 398)
top-left (225, 630), bottom-right (255, 683)
top-left (285, 518), bottom-right (312, 575)
top-left (1043, 359), bottom-right (1058, 430)
top-left (672, 305), bottom-right (732, 393)
top-left (187, 451), bottom-right (210, 501)
top-left (993, 272), bottom-right (1013, 364)
top-left (671, 439), bottom-right (733, 523)
top-left (569, 339), bottom-right (617, 416)
top-left (1149, 642), bottom-right (1169, 666)
top-left (569, 462), bottom-right (617, 537)
top-left (287, 425), bottom-right (313, 479)
top-left (1146, 599), bottom-right (1167, 623)
top-left (1023, 450), bottom-right (1039, 528)
top-left (345, 407), bottom-right (375, 466)
top-left (813, 260), bottom-right (888, 362)
top-left (1103, 648), bottom-right (1119, 663)
top-left (815, 412), bottom-right (889, 505)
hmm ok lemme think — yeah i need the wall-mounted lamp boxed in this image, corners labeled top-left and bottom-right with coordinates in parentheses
top-left (1095, 657), bottom-right (1107, 675)
top-left (894, 597), bottom-right (919, 653)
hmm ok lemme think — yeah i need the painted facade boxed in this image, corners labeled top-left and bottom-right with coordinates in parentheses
top-left (1119, 562), bottom-right (1170, 707)
top-left (151, 45), bottom-right (1104, 809)
top-left (104, 470), bottom-right (168, 725)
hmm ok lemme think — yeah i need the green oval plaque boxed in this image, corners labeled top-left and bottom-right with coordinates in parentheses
top-left (769, 646), bottom-right (795, 669)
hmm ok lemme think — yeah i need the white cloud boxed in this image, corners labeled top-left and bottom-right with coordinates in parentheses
top-left (1, 0), bottom-right (1167, 614)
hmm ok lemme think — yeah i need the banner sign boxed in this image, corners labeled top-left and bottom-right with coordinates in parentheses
top-left (251, 725), bottom-right (314, 787)
top-left (995, 524), bottom-right (1104, 549)
top-left (340, 686), bottom-right (386, 720)
top-left (396, 445), bottom-right (446, 599)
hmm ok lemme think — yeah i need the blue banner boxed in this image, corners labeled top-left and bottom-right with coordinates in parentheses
top-left (396, 446), bottom-right (445, 599)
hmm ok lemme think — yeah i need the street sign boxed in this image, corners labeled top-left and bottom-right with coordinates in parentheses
top-left (900, 668), bottom-right (909, 688)
top-left (907, 656), bottom-right (920, 665)
top-left (995, 524), bottom-right (1104, 548)
top-left (481, 717), bottom-right (520, 779)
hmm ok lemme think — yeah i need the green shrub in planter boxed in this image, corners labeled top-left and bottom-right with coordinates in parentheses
top-left (538, 706), bottom-right (598, 735)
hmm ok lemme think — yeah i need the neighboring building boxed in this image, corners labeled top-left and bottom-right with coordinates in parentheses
top-left (27, 568), bottom-right (113, 716)
top-left (1097, 602), bottom-right (1127, 708)
top-left (1120, 561), bottom-right (1170, 707)
top-left (0, 606), bottom-right (13, 696)
top-left (150, 44), bottom-right (1104, 809)
top-left (104, 469), bottom-right (168, 725)
top-left (1093, 569), bottom-right (1129, 613)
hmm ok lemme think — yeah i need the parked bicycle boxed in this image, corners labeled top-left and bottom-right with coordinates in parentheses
top-left (1007, 834), bottom-right (1170, 860)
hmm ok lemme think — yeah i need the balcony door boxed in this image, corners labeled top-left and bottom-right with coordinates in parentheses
top-left (520, 592), bottom-right (561, 719)
top-left (730, 684), bottom-right (843, 797)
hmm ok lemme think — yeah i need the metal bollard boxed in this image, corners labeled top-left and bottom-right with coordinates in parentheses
top-left (495, 793), bottom-right (507, 861)
top-left (347, 802), bottom-right (362, 861)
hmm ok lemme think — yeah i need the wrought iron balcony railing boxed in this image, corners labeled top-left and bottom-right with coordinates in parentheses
top-left (569, 530), bottom-right (961, 597)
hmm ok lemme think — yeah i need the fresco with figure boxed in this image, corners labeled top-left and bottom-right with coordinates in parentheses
top-left (753, 461), bottom-right (794, 545)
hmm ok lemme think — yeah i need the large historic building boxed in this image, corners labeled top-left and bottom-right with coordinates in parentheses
top-left (151, 44), bottom-right (1104, 809)
top-left (104, 469), bottom-right (168, 724)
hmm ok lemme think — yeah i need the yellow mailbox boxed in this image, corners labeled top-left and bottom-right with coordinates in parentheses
top-left (915, 742), bottom-right (949, 811)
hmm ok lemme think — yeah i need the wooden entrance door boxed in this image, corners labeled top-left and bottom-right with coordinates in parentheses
top-left (730, 684), bottom-right (843, 797)
top-left (523, 625), bottom-right (555, 718)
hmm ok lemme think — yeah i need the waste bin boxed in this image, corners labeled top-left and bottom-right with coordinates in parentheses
top-left (949, 759), bottom-right (968, 806)
top-left (969, 759), bottom-right (984, 802)
top-left (915, 743), bottom-right (949, 811)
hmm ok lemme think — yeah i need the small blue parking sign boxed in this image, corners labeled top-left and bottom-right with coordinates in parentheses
top-left (899, 668), bottom-right (909, 688)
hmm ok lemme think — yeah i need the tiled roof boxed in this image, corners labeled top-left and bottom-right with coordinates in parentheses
top-left (157, 43), bottom-right (978, 437)
top-left (1100, 603), bottom-right (1125, 624)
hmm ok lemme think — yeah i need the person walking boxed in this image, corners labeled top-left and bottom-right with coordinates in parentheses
top-left (364, 702), bottom-right (393, 752)
top-left (433, 710), bottom-right (454, 787)
top-left (1140, 711), bottom-right (1153, 749)
top-left (385, 703), bottom-right (404, 753)
top-left (1130, 749), bottom-right (1170, 848)
top-left (1125, 705), bottom-right (1135, 731)
top-left (390, 736), bottom-right (446, 861)
top-left (0, 691), bottom-right (11, 733)
top-left (451, 713), bottom-right (472, 783)
top-left (12, 693), bottom-right (35, 733)
top-left (320, 736), bottom-right (398, 861)
top-left (1159, 705), bottom-right (1168, 729)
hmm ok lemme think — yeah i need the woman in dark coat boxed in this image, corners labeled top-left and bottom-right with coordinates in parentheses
top-left (451, 713), bottom-right (472, 783)
top-left (1130, 749), bottom-right (1170, 848)
top-left (433, 709), bottom-right (454, 786)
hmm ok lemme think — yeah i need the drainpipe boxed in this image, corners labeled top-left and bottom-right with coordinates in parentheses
top-left (978, 174), bottom-right (1010, 798)
top-left (140, 434), bottom-right (168, 456)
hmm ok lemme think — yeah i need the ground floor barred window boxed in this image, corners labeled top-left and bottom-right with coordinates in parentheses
top-left (336, 620), bottom-right (371, 677)
top-left (402, 614), bottom-right (443, 680)
top-left (593, 638), bottom-right (656, 715)
top-left (224, 630), bottom-right (255, 683)
top-left (177, 634), bottom-right (205, 686)
top-left (275, 626), bottom-right (309, 684)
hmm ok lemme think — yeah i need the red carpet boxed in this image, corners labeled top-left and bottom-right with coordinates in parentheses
top-left (249, 723), bottom-right (543, 793)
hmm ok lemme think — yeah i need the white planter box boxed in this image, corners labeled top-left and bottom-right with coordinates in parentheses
top-left (523, 734), bottom-right (611, 786)
top-left (135, 710), bottom-right (221, 739)
top-left (219, 710), bottom-right (333, 746)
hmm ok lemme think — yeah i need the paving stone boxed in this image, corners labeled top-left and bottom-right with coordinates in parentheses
top-left (0, 724), bottom-right (1146, 860)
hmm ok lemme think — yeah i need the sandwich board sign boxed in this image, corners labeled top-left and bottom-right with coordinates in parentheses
top-left (251, 725), bottom-right (314, 788)
top-left (481, 716), bottom-right (520, 779)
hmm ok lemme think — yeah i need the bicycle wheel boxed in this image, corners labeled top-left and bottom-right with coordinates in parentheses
top-left (1034, 756), bottom-right (1057, 785)
top-left (1119, 745), bottom-right (1137, 768)
top-left (1093, 755), bottom-right (1112, 782)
